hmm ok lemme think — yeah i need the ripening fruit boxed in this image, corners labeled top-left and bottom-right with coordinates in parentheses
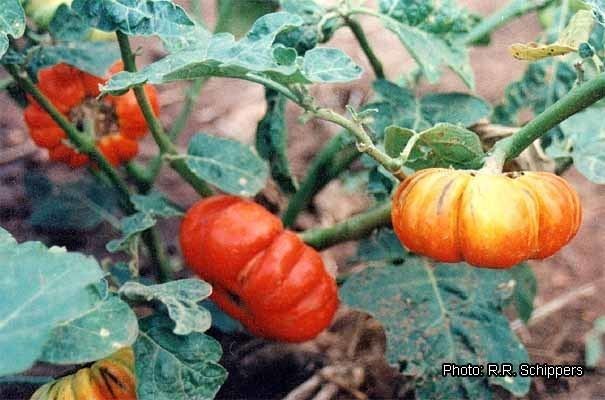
top-left (180, 195), bottom-right (339, 342)
top-left (24, 62), bottom-right (159, 168)
top-left (30, 348), bottom-right (136, 400)
top-left (391, 168), bottom-right (582, 268)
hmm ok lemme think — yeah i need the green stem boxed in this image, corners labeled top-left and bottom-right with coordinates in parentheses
top-left (486, 73), bottom-right (605, 171)
top-left (4, 64), bottom-right (134, 211)
top-left (282, 132), bottom-right (359, 227)
top-left (301, 202), bottom-right (392, 250)
top-left (169, 77), bottom-right (207, 139)
top-left (461, 0), bottom-right (555, 45)
top-left (344, 16), bottom-right (385, 79)
top-left (143, 228), bottom-right (172, 282)
top-left (116, 31), bottom-right (213, 197)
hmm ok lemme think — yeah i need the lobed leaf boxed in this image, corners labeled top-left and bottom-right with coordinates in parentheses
top-left (120, 279), bottom-right (213, 335)
top-left (134, 315), bottom-right (227, 400)
top-left (71, 0), bottom-right (195, 39)
top-left (0, 0), bottom-right (25, 59)
top-left (185, 133), bottom-right (269, 197)
top-left (341, 258), bottom-right (531, 399)
top-left (0, 228), bottom-right (105, 375)
top-left (106, 212), bottom-right (157, 253)
top-left (102, 12), bottom-right (361, 95)
top-left (40, 282), bottom-right (138, 364)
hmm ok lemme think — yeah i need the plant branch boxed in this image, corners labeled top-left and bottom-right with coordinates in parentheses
top-left (301, 202), bottom-right (392, 250)
top-left (282, 132), bottom-right (360, 227)
top-left (116, 31), bottom-right (213, 197)
top-left (485, 73), bottom-right (605, 171)
top-left (461, 0), bottom-right (556, 45)
top-left (344, 16), bottom-right (385, 79)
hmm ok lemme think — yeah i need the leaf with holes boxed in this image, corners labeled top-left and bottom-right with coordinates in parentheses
top-left (341, 258), bottom-right (530, 399)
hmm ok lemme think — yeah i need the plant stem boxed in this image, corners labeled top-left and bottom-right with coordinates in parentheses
top-left (169, 77), bottom-right (207, 139)
top-left (282, 132), bottom-right (360, 227)
top-left (313, 108), bottom-right (401, 171)
top-left (344, 16), bottom-right (385, 79)
top-left (4, 64), bottom-right (134, 211)
top-left (143, 228), bottom-right (172, 282)
top-left (486, 73), bottom-right (605, 171)
top-left (116, 31), bottom-right (213, 197)
top-left (461, 0), bottom-right (555, 45)
top-left (301, 202), bottom-right (392, 250)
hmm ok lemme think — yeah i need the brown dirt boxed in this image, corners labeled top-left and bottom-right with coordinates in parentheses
top-left (1, 1), bottom-right (604, 399)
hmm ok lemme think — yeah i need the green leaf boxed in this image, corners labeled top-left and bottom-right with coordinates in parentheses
top-left (368, 80), bottom-right (491, 137)
top-left (0, 0), bottom-right (25, 59)
top-left (256, 89), bottom-right (297, 194)
top-left (48, 4), bottom-right (91, 42)
top-left (560, 107), bottom-right (605, 183)
top-left (302, 47), bottom-right (363, 82)
top-left (39, 282), bottom-right (138, 364)
top-left (367, 166), bottom-right (398, 201)
top-left (385, 123), bottom-right (485, 169)
top-left (101, 12), bottom-right (361, 94)
top-left (509, 264), bottom-right (537, 323)
top-left (341, 258), bottom-right (530, 399)
top-left (493, 43), bottom-right (576, 126)
top-left (71, 0), bottom-right (195, 39)
top-left (131, 191), bottom-right (183, 217)
top-left (0, 228), bottom-right (105, 375)
top-left (25, 173), bottom-right (118, 232)
top-left (185, 133), bottom-right (268, 197)
top-left (134, 315), bottom-right (227, 400)
top-left (27, 42), bottom-right (120, 79)
top-left (585, 316), bottom-right (605, 367)
top-left (354, 228), bottom-right (407, 264)
top-left (119, 279), bottom-right (213, 335)
top-left (216, 0), bottom-right (279, 38)
top-left (106, 212), bottom-right (157, 253)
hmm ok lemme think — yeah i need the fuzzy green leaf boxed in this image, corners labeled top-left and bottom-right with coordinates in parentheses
top-left (106, 212), bottom-right (157, 253)
top-left (131, 191), bottom-right (183, 217)
top-left (185, 133), bottom-right (268, 197)
top-left (120, 280), bottom-right (213, 335)
top-left (134, 315), bottom-right (227, 400)
top-left (40, 282), bottom-right (138, 364)
top-left (0, 0), bottom-right (25, 59)
top-left (0, 228), bottom-right (105, 375)
top-left (71, 0), bottom-right (195, 38)
top-left (341, 258), bottom-right (530, 399)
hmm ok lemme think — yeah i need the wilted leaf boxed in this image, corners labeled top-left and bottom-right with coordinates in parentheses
top-left (135, 315), bottom-right (227, 400)
top-left (40, 282), bottom-right (138, 364)
top-left (185, 133), bottom-right (268, 197)
top-left (341, 258), bottom-right (530, 399)
top-left (256, 89), bottom-right (297, 194)
top-left (120, 279), bottom-right (213, 335)
top-left (0, 0), bottom-right (25, 59)
top-left (0, 228), bottom-right (105, 375)
top-left (385, 123), bottom-right (485, 169)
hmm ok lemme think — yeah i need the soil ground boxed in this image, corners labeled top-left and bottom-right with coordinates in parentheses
top-left (0, 1), bottom-right (604, 399)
